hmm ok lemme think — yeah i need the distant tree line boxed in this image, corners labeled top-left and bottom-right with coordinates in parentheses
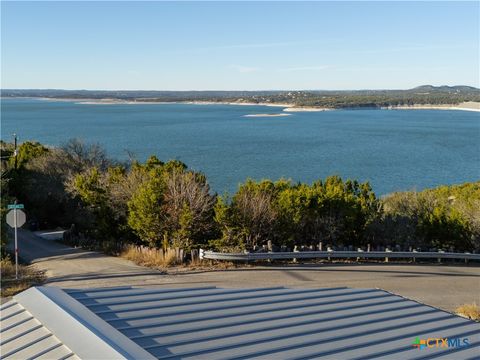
top-left (1, 139), bottom-right (479, 257)
top-left (3, 85), bottom-right (480, 109)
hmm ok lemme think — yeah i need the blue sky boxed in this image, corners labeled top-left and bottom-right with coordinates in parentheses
top-left (1, 1), bottom-right (479, 90)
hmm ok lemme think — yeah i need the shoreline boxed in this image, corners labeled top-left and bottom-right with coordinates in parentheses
top-left (283, 106), bottom-right (332, 112)
top-left (382, 102), bottom-right (480, 112)
top-left (4, 97), bottom-right (480, 112)
top-left (39, 97), bottom-right (172, 105)
top-left (184, 101), bottom-right (292, 108)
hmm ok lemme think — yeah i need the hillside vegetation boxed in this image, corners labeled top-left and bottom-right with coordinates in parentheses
top-left (1, 140), bottom-right (479, 257)
top-left (3, 85), bottom-right (480, 109)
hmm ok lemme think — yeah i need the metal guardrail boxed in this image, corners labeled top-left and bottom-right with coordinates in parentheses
top-left (202, 250), bottom-right (480, 261)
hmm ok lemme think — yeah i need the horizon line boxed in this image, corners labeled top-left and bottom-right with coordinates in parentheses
top-left (2, 84), bottom-right (479, 92)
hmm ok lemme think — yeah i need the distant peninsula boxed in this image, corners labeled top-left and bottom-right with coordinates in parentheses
top-left (2, 85), bottom-right (480, 111)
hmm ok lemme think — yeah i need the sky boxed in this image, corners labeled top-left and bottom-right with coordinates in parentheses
top-left (1, 1), bottom-right (479, 90)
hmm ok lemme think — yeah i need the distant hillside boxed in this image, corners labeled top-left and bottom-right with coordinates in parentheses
top-left (2, 85), bottom-right (479, 109)
top-left (0, 89), bottom-right (285, 100)
top-left (412, 85), bottom-right (479, 93)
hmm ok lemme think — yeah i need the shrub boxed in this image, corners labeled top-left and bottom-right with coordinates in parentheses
top-left (456, 303), bottom-right (480, 321)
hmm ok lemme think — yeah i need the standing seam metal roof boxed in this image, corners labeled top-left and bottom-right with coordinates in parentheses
top-left (1, 286), bottom-right (479, 359)
top-left (0, 300), bottom-right (79, 360)
top-left (68, 286), bottom-right (480, 360)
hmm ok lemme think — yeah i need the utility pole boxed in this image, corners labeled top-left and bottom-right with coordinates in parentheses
top-left (14, 200), bottom-right (18, 279)
top-left (13, 133), bottom-right (18, 170)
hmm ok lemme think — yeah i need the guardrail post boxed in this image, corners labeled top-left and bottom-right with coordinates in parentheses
top-left (438, 250), bottom-right (444, 263)
top-left (293, 245), bottom-right (299, 263)
top-left (385, 248), bottom-right (392, 263)
top-left (367, 243), bottom-right (371, 252)
top-left (267, 240), bottom-right (273, 263)
top-left (464, 252), bottom-right (470, 264)
top-left (412, 248), bottom-right (417, 263)
top-left (357, 248), bottom-right (364, 262)
top-left (327, 246), bottom-right (333, 261)
top-left (318, 241), bottom-right (323, 251)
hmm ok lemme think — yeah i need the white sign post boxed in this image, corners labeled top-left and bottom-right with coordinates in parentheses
top-left (6, 204), bottom-right (26, 280)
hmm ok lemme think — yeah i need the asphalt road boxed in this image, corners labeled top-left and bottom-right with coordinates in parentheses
top-left (11, 229), bottom-right (480, 312)
top-left (11, 229), bottom-right (162, 288)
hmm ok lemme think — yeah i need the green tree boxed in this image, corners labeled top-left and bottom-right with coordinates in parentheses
top-left (381, 182), bottom-right (480, 251)
top-left (127, 172), bottom-right (166, 247)
top-left (9, 141), bottom-right (48, 170)
top-left (127, 162), bottom-right (215, 249)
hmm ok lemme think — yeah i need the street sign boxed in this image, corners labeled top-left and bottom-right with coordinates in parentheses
top-left (7, 204), bottom-right (24, 209)
top-left (6, 206), bottom-right (26, 280)
top-left (6, 209), bottom-right (26, 228)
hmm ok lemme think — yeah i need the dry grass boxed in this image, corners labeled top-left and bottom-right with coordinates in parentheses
top-left (120, 245), bottom-right (177, 269)
top-left (188, 259), bottom-right (239, 270)
top-left (1, 257), bottom-right (45, 297)
top-left (174, 259), bottom-right (252, 274)
top-left (456, 303), bottom-right (480, 321)
top-left (120, 246), bottom-right (243, 272)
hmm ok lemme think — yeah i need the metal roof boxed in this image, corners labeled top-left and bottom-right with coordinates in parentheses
top-left (2, 286), bottom-right (479, 359)
top-left (1, 287), bottom-right (155, 360)
top-left (0, 300), bottom-right (79, 360)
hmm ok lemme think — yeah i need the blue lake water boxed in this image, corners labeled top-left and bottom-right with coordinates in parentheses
top-left (1, 98), bottom-right (479, 195)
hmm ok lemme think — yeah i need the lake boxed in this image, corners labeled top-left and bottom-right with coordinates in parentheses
top-left (1, 98), bottom-right (479, 195)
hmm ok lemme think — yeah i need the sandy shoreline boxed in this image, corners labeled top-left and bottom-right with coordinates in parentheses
top-left (36, 98), bottom-right (328, 111)
top-left (382, 102), bottom-right (480, 112)
top-left (37, 98), bottom-right (294, 108)
top-left (41, 98), bottom-right (172, 105)
top-left (8, 97), bottom-right (480, 112)
top-left (187, 101), bottom-right (292, 108)
top-left (283, 107), bottom-right (332, 112)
